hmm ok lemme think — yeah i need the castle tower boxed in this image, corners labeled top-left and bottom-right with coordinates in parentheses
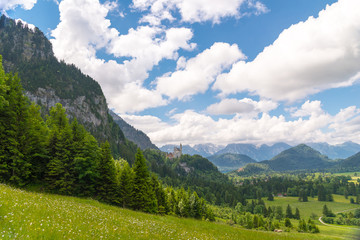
top-left (180, 143), bottom-right (182, 155)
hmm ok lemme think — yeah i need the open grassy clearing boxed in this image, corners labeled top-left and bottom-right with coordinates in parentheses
top-left (0, 184), bottom-right (342, 240)
top-left (264, 194), bottom-right (360, 239)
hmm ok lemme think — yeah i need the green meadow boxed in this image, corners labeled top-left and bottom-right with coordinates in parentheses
top-left (0, 184), bottom-right (344, 240)
top-left (264, 194), bottom-right (360, 239)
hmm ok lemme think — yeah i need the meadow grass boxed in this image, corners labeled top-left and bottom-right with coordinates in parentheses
top-left (264, 194), bottom-right (360, 239)
top-left (0, 184), bottom-right (343, 240)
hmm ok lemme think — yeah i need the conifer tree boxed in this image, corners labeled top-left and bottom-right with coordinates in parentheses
top-left (285, 204), bottom-right (293, 218)
top-left (0, 70), bottom-right (32, 186)
top-left (131, 148), bottom-right (156, 212)
top-left (46, 103), bottom-right (75, 194)
top-left (294, 207), bottom-right (300, 220)
top-left (97, 141), bottom-right (118, 203)
top-left (118, 161), bottom-right (133, 208)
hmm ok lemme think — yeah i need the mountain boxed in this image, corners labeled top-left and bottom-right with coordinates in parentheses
top-left (207, 153), bottom-right (256, 173)
top-left (0, 15), bottom-right (137, 162)
top-left (109, 110), bottom-right (158, 150)
top-left (264, 144), bottom-right (335, 171)
top-left (192, 143), bottom-right (224, 157)
top-left (160, 144), bottom-right (202, 156)
top-left (307, 141), bottom-right (360, 159)
top-left (215, 142), bottom-right (292, 161)
top-left (338, 152), bottom-right (360, 169)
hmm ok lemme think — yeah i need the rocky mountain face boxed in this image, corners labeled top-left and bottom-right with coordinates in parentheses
top-left (109, 110), bottom-right (158, 150)
top-left (0, 15), bottom-right (137, 161)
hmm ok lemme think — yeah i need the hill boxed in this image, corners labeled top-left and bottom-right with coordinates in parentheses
top-left (0, 15), bottom-right (137, 161)
top-left (110, 110), bottom-right (158, 150)
top-left (338, 152), bottom-right (360, 169)
top-left (215, 142), bottom-right (291, 161)
top-left (265, 144), bottom-right (335, 171)
top-left (0, 184), bottom-right (332, 240)
top-left (207, 153), bottom-right (257, 173)
top-left (160, 144), bottom-right (203, 156)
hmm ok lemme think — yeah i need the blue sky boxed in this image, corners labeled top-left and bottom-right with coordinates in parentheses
top-left (3, 0), bottom-right (360, 147)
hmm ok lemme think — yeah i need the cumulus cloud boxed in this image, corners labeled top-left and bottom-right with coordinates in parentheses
top-left (206, 98), bottom-right (278, 117)
top-left (291, 100), bottom-right (324, 118)
top-left (156, 42), bottom-right (245, 100)
top-left (51, 0), bottom-right (194, 113)
top-left (132, 0), bottom-right (268, 25)
top-left (124, 101), bottom-right (360, 147)
top-left (0, 0), bottom-right (36, 11)
top-left (214, 0), bottom-right (360, 102)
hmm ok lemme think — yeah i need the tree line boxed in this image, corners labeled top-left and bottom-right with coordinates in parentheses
top-left (0, 56), bottom-right (213, 220)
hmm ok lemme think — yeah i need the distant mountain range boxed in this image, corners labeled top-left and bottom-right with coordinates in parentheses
top-left (207, 153), bottom-right (256, 173)
top-left (237, 144), bottom-right (360, 174)
top-left (306, 141), bottom-right (360, 159)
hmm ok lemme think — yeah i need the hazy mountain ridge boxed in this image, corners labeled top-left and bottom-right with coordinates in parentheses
top-left (307, 141), bottom-right (360, 159)
top-left (207, 153), bottom-right (257, 173)
top-left (109, 110), bottom-right (158, 150)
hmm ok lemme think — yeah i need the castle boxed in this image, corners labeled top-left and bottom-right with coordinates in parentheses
top-left (166, 143), bottom-right (182, 159)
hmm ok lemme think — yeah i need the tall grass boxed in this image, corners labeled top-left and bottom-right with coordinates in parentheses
top-left (0, 184), bottom-right (340, 239)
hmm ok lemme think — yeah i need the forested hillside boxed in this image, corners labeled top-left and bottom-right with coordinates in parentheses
top-left (0, 15), bottom-right (136, 161)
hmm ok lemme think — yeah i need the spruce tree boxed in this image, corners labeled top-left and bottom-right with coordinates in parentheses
top-left (294, 207), bottom-right (300, 220)
top-left (118, 161), bottom-right (133, 208)
top-left (46, 103), bottom-right (75, 194)
top-left (0, 70), bottom-right (32, 186)
top-left (97, 141), bottom-right (118, 203)
top-left (285, 204), bottom-right (293, 218)
top-left (131, 148), bottom-right (156, 212)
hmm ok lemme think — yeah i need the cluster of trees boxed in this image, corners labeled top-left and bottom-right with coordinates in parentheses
top-left (232, 173), bottom-right (360, 202)
top-left (143, 149), bottom-right (244, 207)
top-left (0, 57), bottom-right (213, 220)
top-left (210, 199), bottom-right (318, 233)
top-left (322, 208), bottom-right (360, 226)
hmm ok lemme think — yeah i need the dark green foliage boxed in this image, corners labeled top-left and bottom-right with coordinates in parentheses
top-left (267, 192), bottom-right (274, 201)
top-left (46, 103), bottom-right (75, 195)
top-left (131, 148), bottom-right (157, 212)
top-left (285, 204), bottom-right (292, 219)
top-left (294, 208), bottom-right (300, 220)
top-left (285, 218), bottom-right (292, 228)
top-left (118, 162), bottom-right (133, 208)
top-left (97, 142), bottom-right (118, 203)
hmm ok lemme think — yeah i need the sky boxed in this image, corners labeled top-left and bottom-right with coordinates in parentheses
top-left (2, 0), bottom-right (360, 147)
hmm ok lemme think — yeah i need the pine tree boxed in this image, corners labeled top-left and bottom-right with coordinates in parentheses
top-left (131, 148), bottom-right (156, 212)
top-left (73, 133), bottom-right (100, 196)
top-left (0, 70), bottom-right (32, 186)
top-left (286, 204), bottom-right (293, 218)
top-left (118, 161), bottom-right (133, 208)
top-left (189, 191), bottom-right (201, 219)
top-left (267, 192), bottom-right (274, 201)
top-left (294, 207), bottom-right (300, 220)
top-left (97, 142), bottom-right (118, 203)
top-left (46, 103), bottom-right (75, 194)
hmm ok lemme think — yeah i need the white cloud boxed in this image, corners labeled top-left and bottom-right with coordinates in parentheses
top-left (0, 0), bottom-right (36, 11)
top-left (132, 0), bottom-right (268, 25)
top-left (214, 0), bottom-right (360, 102)
top-left (51, 0), bottom-right (194, 113)
top-left (124, 101), bottom-right (360, 147)
top-left (291, 100), bottom-right (324, 118)
top-left (206, 98), bottom-right (278, 117)
top-left (156, 42), bottom-right (245, 100)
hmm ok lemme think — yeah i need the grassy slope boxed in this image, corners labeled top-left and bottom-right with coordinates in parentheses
top-left (0, 184), bottom-right (337, 240)
top-left (264, 194), bottom-right (360, 239)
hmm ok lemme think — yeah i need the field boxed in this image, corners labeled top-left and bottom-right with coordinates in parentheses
top-left (0, 184), bottom-right (345, 240)
top-left (264, 194), bottom-right (360, 239)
